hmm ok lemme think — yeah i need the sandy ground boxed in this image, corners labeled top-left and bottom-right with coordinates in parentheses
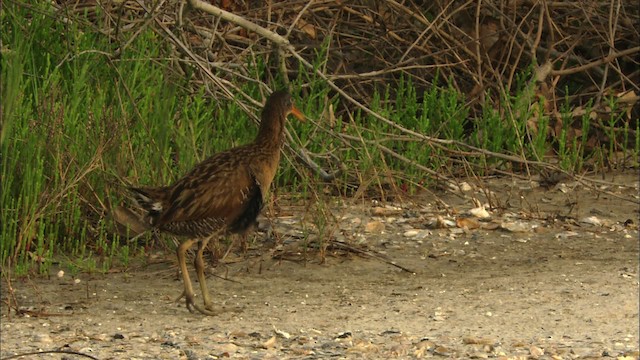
top-left (1, 174), bottom-right (639, 359)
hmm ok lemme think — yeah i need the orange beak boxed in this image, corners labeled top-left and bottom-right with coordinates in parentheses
top-left (289, 105), bottom-right (305, 122)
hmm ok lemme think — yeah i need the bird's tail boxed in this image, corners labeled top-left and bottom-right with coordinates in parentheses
top-left (103, 176), bottom-right (166, 236)
top-left (109, 186), bottom-right (168, 237)
top-left (129, 186), bottom-right (169, 221)
top-left (110, 205), bottom-right (151, 237)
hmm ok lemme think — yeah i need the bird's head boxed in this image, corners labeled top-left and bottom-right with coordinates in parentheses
top-left (265, 90), bottom-right (305, 122)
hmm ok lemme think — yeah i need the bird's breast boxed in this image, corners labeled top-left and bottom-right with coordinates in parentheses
top-left (251, 150), bottom-right (281, 196)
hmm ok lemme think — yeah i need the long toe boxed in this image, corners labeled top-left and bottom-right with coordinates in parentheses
top-left (191, 302), bottom-right (245, 316)
top-left (192, 303), bottom-right (219, 316)
top-left (182, 292), bottom-right (197, 313)
top-left (204, 301), bottom-right (215, 312)
top-left (175, 290), bottom-right (186, 302)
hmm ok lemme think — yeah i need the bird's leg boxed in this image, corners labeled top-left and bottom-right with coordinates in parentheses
top-left (175, 238), bottom-right (198, 312)
top-left (220, 234), bottom-right (235, 261)
top-left (188, 230), bottom-right (245, 316)
top-left (194, 233), bottom-right (216, 312)
top-left (239, 233), bottom-right (249, 255)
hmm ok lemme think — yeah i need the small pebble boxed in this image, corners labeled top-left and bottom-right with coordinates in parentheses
top-left (529, 345), bottom-right (544, 358)
top-left (469, 206), bottom-right (490, 219)
top-left (403, 230), bottom-right (419, 237)
top-left (33, 334), bottom-right (53, 343)
top-left (371, 206), bottom-right (403, 216)
top-left (364, 221), bottom-right (385, 233)
top-left (469, 352), bottom-right (489, 359)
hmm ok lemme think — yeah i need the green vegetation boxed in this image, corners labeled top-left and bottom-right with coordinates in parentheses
top-left (1, 3), bottom-right (636, 272)
top-left (0, 4), bottom-right (280, 273)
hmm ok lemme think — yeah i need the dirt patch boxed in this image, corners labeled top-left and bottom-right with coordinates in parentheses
top-left (2, 174), bottom-right (639, 359)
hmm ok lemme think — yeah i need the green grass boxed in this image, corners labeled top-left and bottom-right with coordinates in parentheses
top-left (0, 4), bottom-right (280, 273)
top-left (1, 2), bottom-right (636, 272)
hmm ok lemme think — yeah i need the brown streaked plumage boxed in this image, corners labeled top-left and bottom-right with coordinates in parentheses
top-left (130, 90), bottom-right (304, 315)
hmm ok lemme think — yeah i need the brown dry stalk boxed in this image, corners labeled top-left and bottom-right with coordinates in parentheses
top-left (550, 46), bottom-right (640, 76)
top-left (41, 0), bottom-right (640, 195)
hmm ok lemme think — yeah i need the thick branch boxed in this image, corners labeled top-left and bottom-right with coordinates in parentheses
top-left (550, 46), bottom-right (640, 76)
top-left (187, 0), bottom-right (291, 47)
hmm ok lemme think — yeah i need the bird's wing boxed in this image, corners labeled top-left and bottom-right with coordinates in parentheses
top-left (155, 151), bottom-right (260, 230)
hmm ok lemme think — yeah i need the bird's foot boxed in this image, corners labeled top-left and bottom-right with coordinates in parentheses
top-left (175, 291), bottom-right (243, 316)
top-left (175, 290), bottom-right (198, 313)
top-left (199, 303), bottom-right (244, 316)
top-left (204, 300), bottom-right (215, 312)
top-left (191, 303), bottom-right (220, 316)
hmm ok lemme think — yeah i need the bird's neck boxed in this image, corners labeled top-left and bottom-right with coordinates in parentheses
top-left (255, 113), bottom-right (285, 150)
